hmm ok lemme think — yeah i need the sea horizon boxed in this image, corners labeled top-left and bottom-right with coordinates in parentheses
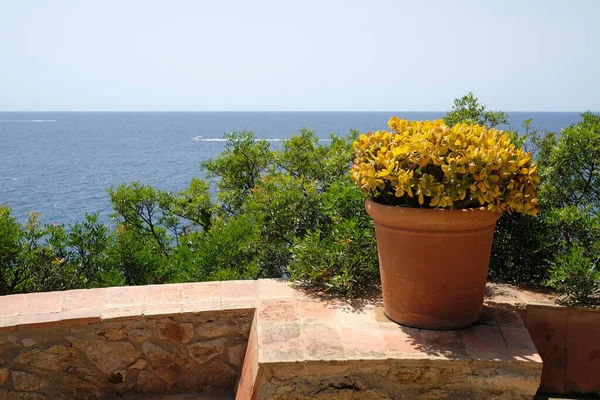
top-left (2, 110), bottom-right (597, 113)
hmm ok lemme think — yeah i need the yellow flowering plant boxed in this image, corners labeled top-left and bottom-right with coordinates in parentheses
top-left (351, 117), bottom-right (539, 215)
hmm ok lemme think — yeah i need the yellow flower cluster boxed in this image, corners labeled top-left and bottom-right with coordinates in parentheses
top-left (351, 117), bottom-right (539, 215)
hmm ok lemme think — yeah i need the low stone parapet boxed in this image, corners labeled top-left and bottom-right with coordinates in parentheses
top-left (237, 285), bottom-right (542, 400)
top-left (0, 280), bottom-right (543, 399)
top-left (0, 282), bottom-right (255, 399)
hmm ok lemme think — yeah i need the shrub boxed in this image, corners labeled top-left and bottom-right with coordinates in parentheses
top-left (170, 216), bottom-right (262, 282)
top-left (545, 244), bottom-right (600, 306)
top-left (539, 112), bottom-right (600, 210)
top-left (0, 205), bottom-right (23, 294)
top-left (443, 92), bottom-right (508, 129)
top-left (488, 213), bottom-right (551, 282)
top-left (0, 205), bottom-right (122, 294)
top-left (288, 179), bottom-right (378, 295)
top-left (202, 130), bottom-right (272, 215)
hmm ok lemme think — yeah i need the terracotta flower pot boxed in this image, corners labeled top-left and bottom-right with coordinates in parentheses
top-left (365, 197), bottom-right (502, 329)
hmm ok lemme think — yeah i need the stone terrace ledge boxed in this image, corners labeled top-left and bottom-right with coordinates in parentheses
top-left (0, 279), bottom-right (543, 399)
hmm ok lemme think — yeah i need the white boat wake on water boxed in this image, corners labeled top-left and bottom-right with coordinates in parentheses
top-left (0, 120), bottom-right (56, 123)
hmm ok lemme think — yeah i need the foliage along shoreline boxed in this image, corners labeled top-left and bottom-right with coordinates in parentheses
top-left (1, 93), bottom-right (598, 306)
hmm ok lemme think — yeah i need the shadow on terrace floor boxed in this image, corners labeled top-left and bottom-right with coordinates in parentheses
top-left (376, 302), bottom-right (540, 362)
top-left (290, 281), bottom-right (383, 312)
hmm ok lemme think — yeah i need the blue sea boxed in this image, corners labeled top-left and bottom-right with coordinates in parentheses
top-left (0, 111), bottom-right (586, 226)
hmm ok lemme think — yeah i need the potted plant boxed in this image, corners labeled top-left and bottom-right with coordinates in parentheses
top-left (351, 117), bottom-right (539, 329)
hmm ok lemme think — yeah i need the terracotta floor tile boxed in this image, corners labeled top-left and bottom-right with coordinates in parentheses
top-left (420, 329), bottom-right (469, 360)
top-left (337, 307), bottom-right (379, 328)
top-left (297, 299), bottom-right (336, 322)
top-left (221, 280), bottom-right (257, 300)
top-left (500, 326), bottom-right (537, 351)
top-left (258, 322), bottom-right (302, 349)
top-left (20, 291), bottom-right (64, 315)
top-left (258, 300), bottom-right (298, 324)
top-left (382, 326), bottom-right (425, 357)
top-left (509, 346), bottom-right (543, 363)
top-left (0, 315), bottom-right (17, 331)
top-left (341, 325), bottom-right (386, 360)
top-left (63, 288), bottom-right (106, 312)
top-left (421, 329), bottom-right (465, 349)
top-left (145, 284), bottom-right (183, 305)
top-left (182, 282), bottom-right (221, 302)
top-left (104, 286), bottom-right (146, 308)
top-left (258, 279), bottom-right (294, 300)
top-left (463, 325), bottom-right (512, 361)
top-left (302, 321), bottom-right (345, 361)
top-left (0, 294), bottom-right (24, 317)
top-left (462, 325), bottom-right (507, 349)
top-left (467, 344), bottom-right (511, 362)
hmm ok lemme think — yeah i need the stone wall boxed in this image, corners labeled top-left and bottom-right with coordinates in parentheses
top-left (255, 360), bottom-right (542, 400)
top-left (0, 309), bottom-right (252, 399)
top-left (236, 289), bottom-right (543, 400)
top-left (1, 280), bottom-right (547, 399)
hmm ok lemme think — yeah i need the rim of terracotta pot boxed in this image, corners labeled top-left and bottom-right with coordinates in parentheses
top-left (365, 197), bottom-right (502, 232)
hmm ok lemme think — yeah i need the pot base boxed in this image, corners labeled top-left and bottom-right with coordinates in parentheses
top-left (383, 309), bottom-right (479, 330)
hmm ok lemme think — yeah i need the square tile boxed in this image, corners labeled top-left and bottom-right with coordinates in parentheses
top-left (297, 299), bottom-right (336, 322)
top-left (182, 282), bottom-right (221, 302)
top-left (144, 283), bottom-right (183, 305)
top-left (20, 291), bottom-right (64, 315)
top-left (340, 325), bottom-right (386, 360)
top-left (221, 280), bottom-right (257, 300)
top-left (104, 286), bottom-right (146, 308)
top-left (0, 294), bottom-right (24, 317)
top-left (258, 279), bottom-right (294, 300)
top-left (382, 326), bottom-right (426, 358)
top-left (302, 321), bottom-right (345, 361)
top-left (63, 288), bottom-right (106, 312)
top-left (258, 300), bottom-right (298, 324)
top-left (258, 322), bottom-right (302, 349)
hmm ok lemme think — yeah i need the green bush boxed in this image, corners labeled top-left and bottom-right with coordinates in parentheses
top-left (169, 216), bottom-right (262, 282)
top-left (545, 245), bottom-right (599, 306)
top-left (288, 180), bottom-right (379, 295)
top-left (0, 206), bottom-right (122, 294)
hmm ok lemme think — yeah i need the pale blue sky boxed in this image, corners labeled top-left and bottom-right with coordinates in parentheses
top-left (1, 0), bottom-right (599, 111)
